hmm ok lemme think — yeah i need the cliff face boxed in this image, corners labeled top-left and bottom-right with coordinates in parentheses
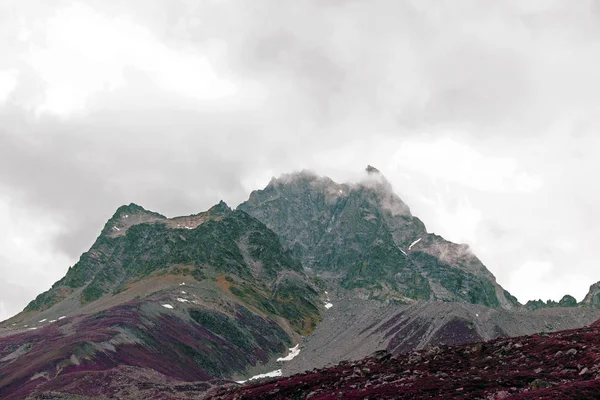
top-left (581, 282), bottom-right (600, 308)
top-left (239, 168), bottom-right (518, 309)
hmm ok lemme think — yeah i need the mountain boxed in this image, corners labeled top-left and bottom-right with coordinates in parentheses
top-left (525, 295), bottom-right (578, 310)
top-left (239, 167), bottom-right (518, 308)
top-left (581, 282), bottom-right (600, 308)
top-left (211, 317), bottom-right (600, 399)
top-left (2, 166), bottom-right (600, 399)
top-left (0, 202), bottom-right (322, 399)
top-left (525, 282), bottom-right (600, 310)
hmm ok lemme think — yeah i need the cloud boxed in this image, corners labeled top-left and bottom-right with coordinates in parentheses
top-left (23, 3), bottom-right (243, 117)
top-left (0, 69), bottom-right (18, 102)
top-left (0, 197), bottom-right (72, 319)
top-left (391, 138), bottom-right (543, 193)
top-left (1, 0), bottom-right (600, 318)
top-left (426, 193), bottom-right (483, 245)
top-left (508, 260), bottom-right (591, 302)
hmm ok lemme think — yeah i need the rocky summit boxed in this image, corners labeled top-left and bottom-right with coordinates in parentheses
top-left (2, 166), bottom-right (600, 399)
top-left (239, 168), bottom-right (518, 308)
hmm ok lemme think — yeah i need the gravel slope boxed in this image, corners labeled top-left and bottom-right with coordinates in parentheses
top-left (282, 290), bottom-right (600, 376)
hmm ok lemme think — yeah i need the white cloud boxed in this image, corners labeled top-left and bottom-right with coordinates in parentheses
top-left (24, 3), bottom-right (238, 117)
top-left (391, 138), bottom-right (543, 193)
top-left (507, 260), bottom-right (591, 302)
top-left (425, 193), bottom-right (482, 245)
top-left (0, 301), bottom-right (8, 322)
top-left (0, 197), bottom-right (72, 317)
top-left (0, 69), bottom-right (18, 102)
top-left (1, 0), bottom-right (600, 316)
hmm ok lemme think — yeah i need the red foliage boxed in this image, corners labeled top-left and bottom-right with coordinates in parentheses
top-left (209, 322), bottom-right (600, 400)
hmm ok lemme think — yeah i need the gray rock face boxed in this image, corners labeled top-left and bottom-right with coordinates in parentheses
top-left (239, 169), bottom-right (518, 309)
top-left (581, 282), bottom-right (600, 308)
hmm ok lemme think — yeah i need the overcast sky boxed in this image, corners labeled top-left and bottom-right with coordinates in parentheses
top-left (1, 0), bottom-right (600, 320)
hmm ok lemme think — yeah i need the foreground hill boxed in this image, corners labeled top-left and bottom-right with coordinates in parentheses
top-left (211, 318), bottom-right (600, 400)
top-left (0, 202), bottom-right (322, 399)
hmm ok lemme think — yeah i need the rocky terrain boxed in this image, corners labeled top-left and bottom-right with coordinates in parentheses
top-left (211, 318), bottom-right (600, 400)
top-left (281, 291), bottom-right (600, 376)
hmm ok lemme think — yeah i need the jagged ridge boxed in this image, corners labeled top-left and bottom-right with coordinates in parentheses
top-left (239, 167), bottom-right (518, 308)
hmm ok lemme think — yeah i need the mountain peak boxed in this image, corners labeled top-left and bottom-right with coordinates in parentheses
top-left (208, 200), bottom-right (232, 214)
top-left (239, 169), bottom-right (521, 309)
top-left (102, 203), bottom-right (166, 237)
top-left (582, 281), bottom-right (600, 308)
top-left (365, 165), bottom-right (380, 175)
top-left (111, 203), bottom-right (165, 220)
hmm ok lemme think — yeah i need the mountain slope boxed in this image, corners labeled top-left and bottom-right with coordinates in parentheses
top-left (211, 317), bottom-right (600, 400)
top-left (238, 167), bottom-right (518, 308)
top-left (0, 202), bottom-right (322, 399)
top-left (280, 294), bottom-right (600, 377)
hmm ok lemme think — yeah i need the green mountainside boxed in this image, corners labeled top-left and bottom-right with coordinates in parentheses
top-left (239, 167), bottom-right (519, 308)
top-left (25, 201), bottom-right (321, 335)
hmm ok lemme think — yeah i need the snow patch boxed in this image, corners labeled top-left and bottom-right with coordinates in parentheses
top-left (324, 302), bottom-right (333, 309)
top-left (49, 320), bottom-right (57, 323)
top-left (176, 298), bottom-right (188, 303)
top-left (58, 316), bottom-right (66, 320)
top-left (28, 327), bottom-right (37, 330)
top-left (181, 291), bottom-right (186, 294)
top-left (39, 319), bottom-right (47, 323)
top-left (112, 226), bottom-right (121, 231)
top-left (400, 249), bottom-right (407, 256)
top-left (277, 344), bottom-right (300, 362)
top-left (408, 238), bottom-right (422, 250)
top-left (236, 369), bottom-right (282, 384)
top-left (179, 282), bottom-right (185, 286)
top-left (161, 304), bottom-right (174, 309)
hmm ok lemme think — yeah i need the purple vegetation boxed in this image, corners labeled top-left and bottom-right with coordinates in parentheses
top-left (209, 319), bottom-right (600, 400)
top-left (428, 317), bottom-right (483, 346)
top-left (0, 300), bottom-right (291, 399)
